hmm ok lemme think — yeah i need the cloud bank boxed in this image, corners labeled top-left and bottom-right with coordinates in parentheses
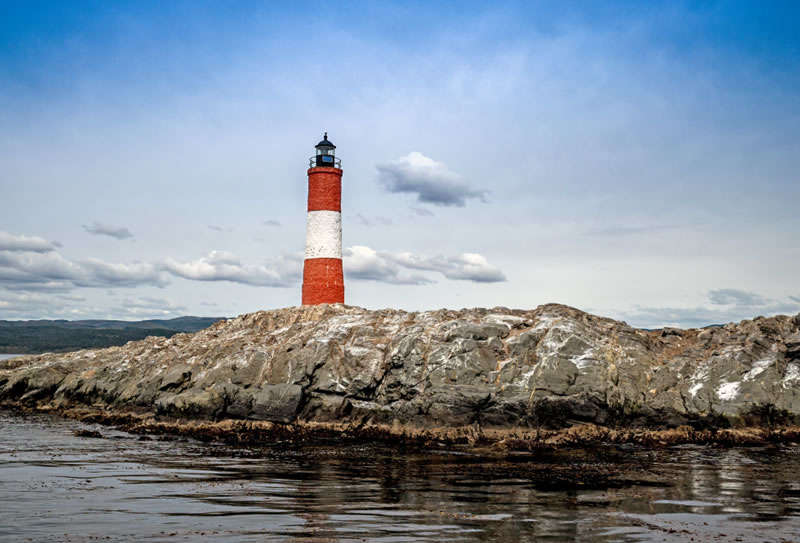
top-left (2, 229), bottom-right (797, 328)
top-left (0, 230), bottom-right (506, 307)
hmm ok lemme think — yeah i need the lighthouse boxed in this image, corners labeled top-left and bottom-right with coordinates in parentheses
top-left (302, 133), bottom-right (345, 305)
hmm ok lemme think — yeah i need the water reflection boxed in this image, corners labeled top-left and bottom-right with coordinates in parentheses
top-left (1, 410), bottom-right (799, 542)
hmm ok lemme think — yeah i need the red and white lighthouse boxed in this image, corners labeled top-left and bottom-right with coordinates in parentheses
top-left (302, 133), bottom-right (344, 305)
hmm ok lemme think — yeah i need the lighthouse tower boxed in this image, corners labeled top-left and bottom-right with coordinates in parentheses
top-left (302, 133), bottom-right (345, 305)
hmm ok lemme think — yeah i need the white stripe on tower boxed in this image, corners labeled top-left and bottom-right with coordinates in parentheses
top-left (305, 210), bottom-right (342, 259)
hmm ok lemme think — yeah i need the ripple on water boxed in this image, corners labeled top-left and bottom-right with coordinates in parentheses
top-left (1, 409), bottom-right (800, 542)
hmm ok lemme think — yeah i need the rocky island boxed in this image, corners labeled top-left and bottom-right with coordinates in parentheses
top-left (2, 304), bottom-right (799, 448)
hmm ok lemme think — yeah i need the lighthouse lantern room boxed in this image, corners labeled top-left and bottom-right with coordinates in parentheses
top-left (302, 133), bottom-right (345, 305)
top-left (312, 132), bottom-right (341, 168)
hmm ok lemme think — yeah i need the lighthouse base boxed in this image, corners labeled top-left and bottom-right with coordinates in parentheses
top-left (302, 258), bottom-right (345, 305)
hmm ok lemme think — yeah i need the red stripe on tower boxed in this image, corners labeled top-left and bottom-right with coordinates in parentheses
top-left (302, 133), bottom-right (344, 305)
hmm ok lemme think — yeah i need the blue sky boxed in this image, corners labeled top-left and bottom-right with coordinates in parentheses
top-left (1, 1), bottom-right (798, 327)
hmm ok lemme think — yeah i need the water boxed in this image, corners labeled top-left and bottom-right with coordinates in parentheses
top-left (1, 410), bottom-right (799, 542)
top-left (0, 354), bottom-right (25, 361)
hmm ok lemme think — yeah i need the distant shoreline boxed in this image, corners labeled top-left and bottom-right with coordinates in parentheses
top-left (0, 316), bottom-right (223, 354)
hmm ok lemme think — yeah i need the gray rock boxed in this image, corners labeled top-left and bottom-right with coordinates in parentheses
top-left (250, 384), bottom-right (303, 423)
top-left (1, 303), bottom-right (798, 430)
top-left (159, 364), bottom-right (192, 391)
top-left (444, 322), bottom-right (510, 341)
top-left (786, 331), bottom-right (800, 361)
top-left (155, 388), bottom-right (225, 418)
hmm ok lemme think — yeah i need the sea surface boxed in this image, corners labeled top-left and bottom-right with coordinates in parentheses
top-left (1, 410), bottom-right (800, 542)
top-left (0, 354), bottom-right (24, 360)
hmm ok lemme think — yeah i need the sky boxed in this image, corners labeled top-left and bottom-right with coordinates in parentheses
top-left (1, 1), bottom-right (799, 328)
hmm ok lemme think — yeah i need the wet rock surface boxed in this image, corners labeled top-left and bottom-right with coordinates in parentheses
top-left (1, 304), bottom-right (799, 431)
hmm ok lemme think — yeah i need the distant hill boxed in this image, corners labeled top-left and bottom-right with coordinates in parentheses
top-left (0, 316), bottom-right (224, 354)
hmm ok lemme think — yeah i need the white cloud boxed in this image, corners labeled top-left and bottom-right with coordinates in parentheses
top-left (343, 245), bottom-right (505, 285)
top-left (82, 221), bottom-right (134, 240)
top-left (78, 258), bottom-right (168, 288)
top-left (162, 250), bottom-right (300, 287)
top-left (0, 247), bottom-right (169, 291)
top-left (445, 253), bottom-right (507, 283)
top-left (0, 231), bottom-right (54, 252)
top-left (344, 246), bottom-right (432, 285)
top-left (0, 236), bottom-right (167, 291)
top-left (0, 232), bottom-right (307, 293)
top-left (0, 250), bottom-right (83, 284)
top-left (386, 251), bottom-right (507, 283)
top-left (376, 152), bottom-right (488, 207)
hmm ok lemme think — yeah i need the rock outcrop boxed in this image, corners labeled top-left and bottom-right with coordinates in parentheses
top-left (2, 304), bottom-right (799, 430)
